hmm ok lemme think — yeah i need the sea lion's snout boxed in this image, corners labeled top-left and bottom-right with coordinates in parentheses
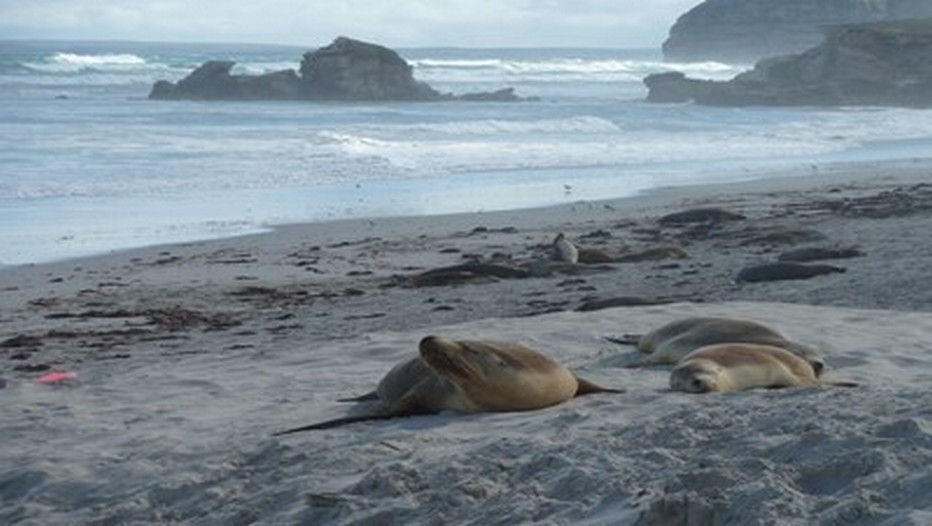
top-left (419, 335), bottom-right (451, 363)
top-left (418, 335), bottom-right (444, 351)
top-left (810, 360), bottom-right (825, 377)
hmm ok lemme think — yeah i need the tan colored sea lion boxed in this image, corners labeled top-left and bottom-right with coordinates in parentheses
top-left (669, 343), bottom-right (857, 393)
top-left (633, 316), bottom-right (824, 374)
top-left (274, 336), bottom-right (622, 434)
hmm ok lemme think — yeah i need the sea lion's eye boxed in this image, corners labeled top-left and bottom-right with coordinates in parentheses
top-left (691, 379), bottom-right (705, 391)
top-left (811, 362), bottom-right (824, 376)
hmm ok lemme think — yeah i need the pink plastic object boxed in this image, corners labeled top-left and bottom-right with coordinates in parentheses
top-left (35, 371), bottom-right (78, 384)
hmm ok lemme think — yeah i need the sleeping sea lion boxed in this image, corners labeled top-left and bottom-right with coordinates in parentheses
top-left (670, 343), bottom-right (857, 393)
top-left (633, 316), bottom-right (823, 374)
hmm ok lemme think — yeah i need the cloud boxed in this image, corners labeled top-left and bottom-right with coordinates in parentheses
top-left (0, 0), bottom-right (700, 47)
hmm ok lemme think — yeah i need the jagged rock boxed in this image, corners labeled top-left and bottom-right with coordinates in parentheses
top-left (148, 60), bottom-right (301, 100)
top-left (663, 0), bottom-right (932, 63)
top-left (299, 36), bottom-right (442, 101)
top-left (149, 36), bottom-right (530, 103)
top-left (647, 19), bottom-right (932, 108)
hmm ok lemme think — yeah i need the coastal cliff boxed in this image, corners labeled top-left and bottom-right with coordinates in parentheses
top-left (663, 0), bottom-right (932, 63)
top-left (150, 36), bottom-right (525, 102)
top-left (647, 19), bottom-right (932, 107)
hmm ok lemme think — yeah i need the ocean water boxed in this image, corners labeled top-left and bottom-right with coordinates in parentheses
top-left (2, 40), bottom-right (931, 266)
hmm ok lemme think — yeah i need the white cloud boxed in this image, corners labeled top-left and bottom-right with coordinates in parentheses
top-left (0, 0), bottom-right (701, 47)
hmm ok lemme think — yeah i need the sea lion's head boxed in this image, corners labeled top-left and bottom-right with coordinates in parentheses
top-left (670, 360), bottom-right (722, 393)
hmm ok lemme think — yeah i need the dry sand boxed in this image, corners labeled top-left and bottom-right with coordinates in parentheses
top-left (1, 159), bottom-right (931, 525)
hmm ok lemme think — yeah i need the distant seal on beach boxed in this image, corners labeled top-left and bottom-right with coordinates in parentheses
top-left (670, 343), bottom-right (856, 393)
top-left (577, 247), bottom-right (619, 264)
top-left (777, 246), bottom-right (865, 262)
top-left (632, 316), bottom-right (823, 373)
top-left (736, 262), bottom-right (845, 283)
top-left (552, 233), bottom-right (579, 264)
top-left (274, 336), bottom-right (622, 434)
top-left (616, 245), bottom-right (689, 263)
top-left (409, 263), bottom-right (529, 287)
top-left (657, 207), bottom-right (746, 225)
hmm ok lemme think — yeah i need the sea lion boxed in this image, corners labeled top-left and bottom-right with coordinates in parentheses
top-left (409, 263), bottom-right (529, 287)
top-left (576, 296), bottom-right (675, 312)
top-left (670, 343), bottom-right (857, 393)
top-left (736, 262), bottom-right (845, 283)
top-left (274, 336), bottom-right (622, 434)
top-left (738, 228), bottom-right (826, 247)
top-left (552, 233), bottom-right (579, 264)
top-left (633, 316), bottom-right (823, 374)
top-left (657, 208), bottom-right (745, 225)
top-left (616, 245), bottom-right (689, 263)
top-left (777, 246), bottom-right (864, 262)
top-left (577, 247), bottom-right (620, 264)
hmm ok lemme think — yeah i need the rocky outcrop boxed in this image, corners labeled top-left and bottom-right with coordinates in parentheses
top-left (646, 19), bottom-right (932, 107)
top-left (150, 36), bottom-right (527, 102)
top-left (663, 0), bottom-right (932, 63)
top-left (149, 61), bottom-right (302, 100)
top-left (298, 36), bottom-right (441, 101)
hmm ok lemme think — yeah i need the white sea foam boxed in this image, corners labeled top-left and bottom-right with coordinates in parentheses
top-left (24, 52), bottom-right (148, 73)
top-left (312, 110), bottom-right (914, 179)
top-left (328, 115), bottom-right (623, 138)
top-left (233, 61), bottom-right (301, 75)
top-left (6, 106), bottom-right (929, 203)
top-left (411, 57), bottom-right (743, 83)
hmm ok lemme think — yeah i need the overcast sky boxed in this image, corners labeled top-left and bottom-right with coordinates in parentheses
top-left (0, 1), bottom-right (701, 48)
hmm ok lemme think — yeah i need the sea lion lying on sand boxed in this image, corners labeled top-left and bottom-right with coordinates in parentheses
top-left (737, 262), bottom-right (845, 283)
top-left (670, 343), bottom-right (858, 393)
top-left (631, 316), bottom-right (823, 373)
top-left (274, 336), bottom-right (622, 434)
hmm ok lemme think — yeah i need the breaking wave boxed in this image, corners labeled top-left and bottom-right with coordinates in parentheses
top-left (411, 57), bottom-right (742, 83)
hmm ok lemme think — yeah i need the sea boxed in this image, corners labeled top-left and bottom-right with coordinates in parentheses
top-left (2, 40), bottom-right (931, 266)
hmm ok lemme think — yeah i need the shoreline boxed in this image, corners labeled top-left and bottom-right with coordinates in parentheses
top-left (2, 156), bottom-right (931, 377)
top-left (4, 155), bottom-right (931, 271)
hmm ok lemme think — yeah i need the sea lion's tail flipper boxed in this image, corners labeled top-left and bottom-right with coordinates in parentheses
top-left (604, 334), bottom-right (642, 346)
top-left (337, 391), bottom-right (379, 402)
top-left (575, 376), bottom-right (625, 396)
top-left (272, 413), bottom-right (398, 435)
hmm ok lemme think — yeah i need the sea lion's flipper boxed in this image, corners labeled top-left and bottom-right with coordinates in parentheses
top-left (272, 413), bottom-right (399, 435)
top-left (604, 334), bottom-right (642, 346)
top-left (574, 376), bottom-right (625, 396)
top-left (337, 391), bottom-right (379, 402)
top-left (274, 394), bottom-right (436, 435)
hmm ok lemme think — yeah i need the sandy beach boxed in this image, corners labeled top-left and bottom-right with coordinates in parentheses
top-left (2, 159), bottom-right (931, 525)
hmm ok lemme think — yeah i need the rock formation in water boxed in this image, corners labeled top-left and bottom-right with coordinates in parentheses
top-left (149, 36), bottom-right (527, 102)
top-left (663, 0), bottom-right (932, 63)
top-left (149, 61), bottom-right (302, 100)
top-left (297, 36), bottom-right (441, 101)
top-left (646, 19), bottom-right (932, 108)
